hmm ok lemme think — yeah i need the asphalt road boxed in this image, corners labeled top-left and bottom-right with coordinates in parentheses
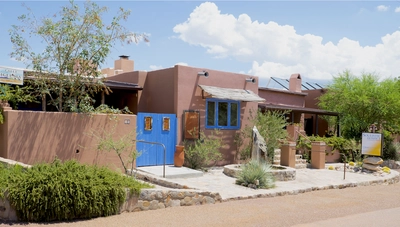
top-left (2, 181), bottom-right (400, 227)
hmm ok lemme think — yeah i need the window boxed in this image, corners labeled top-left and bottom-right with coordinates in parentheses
top-left (206, 98), bottom-right (240, 129)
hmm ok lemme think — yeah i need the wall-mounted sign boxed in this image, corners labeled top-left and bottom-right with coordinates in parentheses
top-left (361, 133), bottom-right (383, 156)
top-left (144, 116), bottom-right (152, 131)
top-left (0, 66), bottom-right (24, 85)
top-left (184, 110), bottom-right (200, 139)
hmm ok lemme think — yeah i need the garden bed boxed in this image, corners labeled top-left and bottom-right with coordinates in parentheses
top-left (223, 164), bottom-right (296, 181)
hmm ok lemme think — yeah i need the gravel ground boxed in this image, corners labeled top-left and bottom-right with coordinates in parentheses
top-left (2, 180), bottom-right (400, 227)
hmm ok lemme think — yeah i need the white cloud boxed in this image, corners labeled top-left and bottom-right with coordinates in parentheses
top-left (175, 62), bottom-right (188, 66)
top-left (377, 5), bottom-right (389, 12)
top-left (149, 65), bottom-right (163, 71)
top-left (395, 7), bottom-right (400, 13)
top-left (173, 2), bottom-right (400, 81)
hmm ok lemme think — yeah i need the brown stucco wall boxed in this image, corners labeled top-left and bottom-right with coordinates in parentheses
top-left (303, 89), bottom-right (329, 136)
top-left (303, 89), bottom-right (326, 109)
top-left (0, 110), bottom-right (137, 172)
top-left (258, 88), bottom-right (306, 107)
top-left (142, 68), bottom-right (175, 113)
top-left (174, 65), bottom-right (259, 164)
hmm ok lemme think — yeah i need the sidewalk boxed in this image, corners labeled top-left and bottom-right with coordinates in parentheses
top-left (136, 165), bottom-right (400, 201)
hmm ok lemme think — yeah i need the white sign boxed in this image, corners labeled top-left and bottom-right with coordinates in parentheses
top-left (361, 133), bottom-right (382, 156)
top-left (0, 66), bottom-right (24, 85)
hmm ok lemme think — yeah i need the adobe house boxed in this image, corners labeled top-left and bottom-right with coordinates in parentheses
top-left (103, 58), bottom-right (265, 166)
top-left (0, 57), bottom-right (339, 170)
top-left (257, 74), bottom-right (339, 141)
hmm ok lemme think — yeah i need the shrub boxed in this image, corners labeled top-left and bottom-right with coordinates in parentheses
top-left (382, 131), bottom-right (399, 161)
top-left (296, 135), bottom-right (361, 163)
top-left (382, 166), bottom-right (391, 173)
top-left (235, 160), bottom-right (275, 189)
top-left (183, 130), bottom-right (223, 170)
top-left (2, 159), bottom-right (152, 222)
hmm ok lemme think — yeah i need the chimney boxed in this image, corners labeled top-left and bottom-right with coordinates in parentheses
top-left (114, 55), bottom-right (134, 73)
top-left (289, 73), bottom-right (302, 92)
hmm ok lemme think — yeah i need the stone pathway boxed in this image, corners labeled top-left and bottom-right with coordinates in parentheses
top-left (149, 167), bottom-right (399, 201)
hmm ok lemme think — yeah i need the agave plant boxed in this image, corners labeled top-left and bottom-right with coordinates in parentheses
top-left (235, 160), bottom-right (275, 189)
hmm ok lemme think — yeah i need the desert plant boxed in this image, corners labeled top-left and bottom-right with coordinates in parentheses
top-left (382, 166), bottom-right (391, 173)
top-left (235, 109), bottom-right (288, 163)
top-left (183, 129), bottom-right (223, 170)
top-left (234, 130), bottom-right (252, 161)
top-left (235, 160), bottom-right (275, 189)
top-left (94, 127), bottom-right (139, 175)
top-left (3, 159), bottom-right (152, 222)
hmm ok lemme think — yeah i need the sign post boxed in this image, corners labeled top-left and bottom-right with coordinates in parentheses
top-left (361, 132), bottom-right (383, 157)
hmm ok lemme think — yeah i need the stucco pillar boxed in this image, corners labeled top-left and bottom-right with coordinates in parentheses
top-left (280, 141), bottom-right (296, 168)
top-left (311, 141), bottom-right (326, 169)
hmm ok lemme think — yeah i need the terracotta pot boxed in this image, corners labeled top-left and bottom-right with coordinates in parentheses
top-left (174, 145), bottom-right (185, 167)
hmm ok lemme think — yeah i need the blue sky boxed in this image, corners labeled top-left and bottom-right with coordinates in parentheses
top-left (1, 1), bottom-right (400, 88)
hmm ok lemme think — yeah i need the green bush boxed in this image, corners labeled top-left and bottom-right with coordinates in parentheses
top-left (235, 160), bottom-right (275, 189)
top-left (382, 131), bottom-right (399, 161)
top-left (296, 135), bottom-right (360, 162)
top-left (1, 159), bottom-right (152, 222)
top-left (184, 130), bottom-right (223, 170)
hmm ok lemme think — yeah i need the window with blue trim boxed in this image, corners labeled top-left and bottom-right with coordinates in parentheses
top-left (206, 98), bottom-right (240, 129)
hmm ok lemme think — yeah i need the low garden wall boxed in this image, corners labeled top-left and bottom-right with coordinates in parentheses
top-left (1, 188), bottom-right (222, 221)
top-left (0, 110), bottom-right (136, 172)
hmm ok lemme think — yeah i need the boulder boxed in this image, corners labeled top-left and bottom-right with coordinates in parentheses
top-left (362, 163), bottom-right (381, 171)
top-left (363, 157), bottom-right (383, 165)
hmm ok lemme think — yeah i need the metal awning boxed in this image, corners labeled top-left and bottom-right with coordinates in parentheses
top-left (198, 84), bottom-right (265, 102)
top-left (104, 80), bottom-right (143, 91)
top-left (259, 103), bottom-right (339, 116)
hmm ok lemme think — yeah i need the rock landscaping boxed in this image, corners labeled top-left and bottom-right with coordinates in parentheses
top-left (223, 164), bottom-right (296, 181)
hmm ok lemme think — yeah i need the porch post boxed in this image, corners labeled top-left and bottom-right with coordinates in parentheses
top-left (42, 94), bottom-right (46, 111)
top-left (291, 111), bottom-right (294, 124)
top-left (101, 91), bottom-right (105, 104)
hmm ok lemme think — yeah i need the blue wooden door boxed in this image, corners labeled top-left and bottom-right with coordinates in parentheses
top-left (136, 113), bottom-right (177, 166)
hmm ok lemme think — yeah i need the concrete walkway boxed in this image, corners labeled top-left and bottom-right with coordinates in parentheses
top-left (136, 165), bottom-right (400, 201)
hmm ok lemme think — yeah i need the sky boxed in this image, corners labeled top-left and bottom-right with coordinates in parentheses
top-left (1, 1), bottom-right (400, 88)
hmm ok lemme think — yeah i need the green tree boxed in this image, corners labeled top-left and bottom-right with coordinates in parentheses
top-left (318, 70), bottom-right (400, 139)
top-left (9, 0), bottom-right (148, 112)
